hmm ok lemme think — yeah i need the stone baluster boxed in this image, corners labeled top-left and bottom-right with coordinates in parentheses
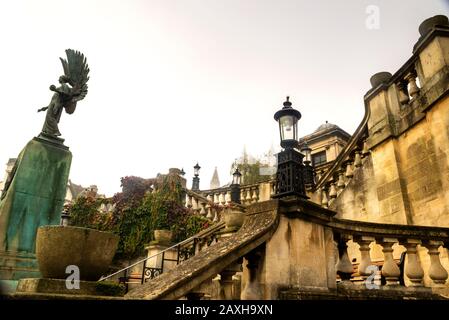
top-left (219, 271), bottom-right (236, 300)
top-left (328, 182), bottom-right (337, 200)
top-left (321, 187), bottom-right (329, 208)
top-left (251, 187), bottom-right (258, 203)
top-left (245, 188), bottom-right (251, 203)
top-left (224, 190), bottom-right (230, 205)
top-left (244, 188), bottom-right (250, 203)
top-left (214, 193), bottom-right (220, 205)
top-left (425, 241), bottom-right (448, 286)
top-left (345, 161), bottom-right (354, 181)
top-left (206, 195), bottom-right (213, 219)
top-left (240, 189), bottom-right (246, 204)
top-left (213, 209), bottom-right (219, 222)
top-left (232, 274), bottom-right (242, 300)
top-left (405, 72), bottom-right (420, 100)
top-left (335, 234), bottom-right (353, 281)
top-left (378, 238), bottom-right (401, 285)
top-left (219, 262), bottom-right (242, 300)
top-left (337, 169), bottom-right (346, 191)
top-left (354, 151), bottom-right (362, 168)
top-left (199, 202), bottom-right (207, 216)
top-left (396, 80), bottom-right (410, 106)
top-left (241, 250), bottom-right (262, 300)
top-left (400, 239), bottom-right (424, 286)
top-left (354, 236), bottom-right (374, 278)
top-left (361, 139), bottom-right (370, 158)
top-left (220, 192), bottom-right (226, 206)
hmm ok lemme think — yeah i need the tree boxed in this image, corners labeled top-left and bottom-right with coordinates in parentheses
top-left (232, 148), bottom-right (274, 185)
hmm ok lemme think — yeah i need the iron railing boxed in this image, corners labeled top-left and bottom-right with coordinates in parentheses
top-left (99, 221), bottom-right (225, 292)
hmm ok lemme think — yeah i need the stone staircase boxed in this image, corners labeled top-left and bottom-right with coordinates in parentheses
top-left (125, 201), bottom-right (278, 299)
top-left (120, 198), bottom-right (449, 300)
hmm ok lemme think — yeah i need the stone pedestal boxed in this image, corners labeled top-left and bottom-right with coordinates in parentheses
top-left (0, 136), bottom-right (72, 294)
top-left (13, 278), bottom-right (124, 299)
top-left (145, 242), bottom-right (178, 271)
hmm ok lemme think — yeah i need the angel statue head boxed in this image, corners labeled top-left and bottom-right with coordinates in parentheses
top-left (38, 49), bottom-right (90, 139)
top-left (58, 75), bottom-right (70, 84)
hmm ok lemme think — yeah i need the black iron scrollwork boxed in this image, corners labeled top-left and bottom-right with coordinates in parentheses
top-left (143, 267), bottom-right (163, 282)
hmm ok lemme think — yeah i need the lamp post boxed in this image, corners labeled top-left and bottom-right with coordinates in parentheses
top-left (300, 141), bottom-right (315, 188)
top-left (272, 96), bottom-right (308, 199)
top-left (192, 163), bottom-right (201, 191)
top-left (230, 168), bottom-right (242, 204)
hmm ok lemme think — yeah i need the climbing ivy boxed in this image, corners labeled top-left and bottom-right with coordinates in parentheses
top-left (66, 174), bottom-right (211, 260)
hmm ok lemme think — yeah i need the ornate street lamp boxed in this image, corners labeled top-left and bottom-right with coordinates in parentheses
top-left (273, 96), bottom-right (308, 199)
top-left (274, 96), bottom-right (301, 149)
top-left (301, 141), bottom-right (315, 188)
top-left (180, 168), bottom-right (186, 176)
top-left (192, 163), bottom-right (201, 191)
top-left (230, 168), bottom-right (242, 204)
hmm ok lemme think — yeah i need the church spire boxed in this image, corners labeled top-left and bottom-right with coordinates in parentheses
top-left (210, 167), bottom-right (220, 189)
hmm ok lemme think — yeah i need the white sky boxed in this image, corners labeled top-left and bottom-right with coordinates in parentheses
top-left (0, 0), bottom-right (448, 196)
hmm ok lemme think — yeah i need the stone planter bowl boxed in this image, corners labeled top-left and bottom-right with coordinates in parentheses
top-left (224, 208), bottom-right (245, 231)
top-left (36, 226), bottom-right (119, 281)
top-left (153, 229), bottom-right (173, 244)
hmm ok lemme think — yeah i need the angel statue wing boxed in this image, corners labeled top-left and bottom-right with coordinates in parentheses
top-left (60, 49), bottom-right (90, 114)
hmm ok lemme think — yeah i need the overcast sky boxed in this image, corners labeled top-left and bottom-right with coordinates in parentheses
top-left (0, 0), bottom-right (448, 196)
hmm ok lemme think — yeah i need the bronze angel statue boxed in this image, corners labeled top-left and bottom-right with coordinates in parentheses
top-left (38, 49), bottom-right (90, 137)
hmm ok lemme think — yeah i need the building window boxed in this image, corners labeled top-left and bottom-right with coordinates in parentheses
top-left (312, 151), bottom-right (327, 166)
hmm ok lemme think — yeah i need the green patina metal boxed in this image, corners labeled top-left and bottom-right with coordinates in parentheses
top-left (0, 137), bottom-right (72, 284)
top-left (0, 137), bottom-right (72, 252)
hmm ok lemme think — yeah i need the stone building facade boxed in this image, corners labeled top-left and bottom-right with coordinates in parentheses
top-left (299, 122), bottom-right (351, 175)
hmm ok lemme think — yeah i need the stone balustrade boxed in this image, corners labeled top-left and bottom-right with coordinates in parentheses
top-left (185, 189), bottom-right (221, 221)
top-left (395, 64), bottom-right (421, 109)
top-left (195, 180), bottom-right (275, 209)
top-left (318, 141), bottom-right (368, 208)
top-left (240, 185), bottom-right (259, 205)
top-left (314, 30), bottom-right (430, 208)
top-left (332, 220), bottom-right (449, 289)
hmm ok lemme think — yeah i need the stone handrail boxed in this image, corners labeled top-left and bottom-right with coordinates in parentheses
top-left (185, 189), bottom-right (217, 219)
top-left (99, 220), bottom-right (226, 283)
top-left (187, 180), bottom-right (276, 216)
top-left (282, 199), bottom-right (449, 288)
top-left (331, 219), bottom-right (449, 288)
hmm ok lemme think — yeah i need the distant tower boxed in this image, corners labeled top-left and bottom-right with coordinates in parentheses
top-left (210, 167), bottom-right (220, 189)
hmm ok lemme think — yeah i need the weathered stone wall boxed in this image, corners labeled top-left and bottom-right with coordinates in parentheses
top-left (260, 214), bottom-right (336, 299)
top-left (328, 31), bottom-right (449, 287)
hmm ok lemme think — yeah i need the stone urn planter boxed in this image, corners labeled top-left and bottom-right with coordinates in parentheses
top-left (223, 206), bottom-right (245, 232)
top-left (153, 229), bottom-right (173, 244)
top-left (36, 225), bottom-right (119, 281)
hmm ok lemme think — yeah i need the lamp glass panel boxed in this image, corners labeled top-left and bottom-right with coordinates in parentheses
top-left (279, 115), bottom-right (297, 141)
